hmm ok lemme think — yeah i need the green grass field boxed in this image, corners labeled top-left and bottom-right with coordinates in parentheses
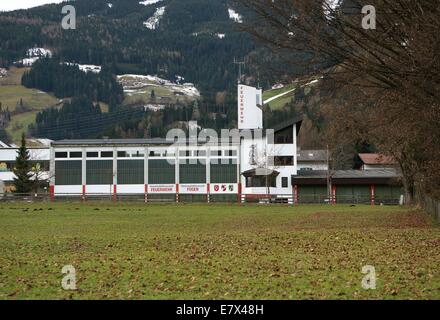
top-left (5, 111), bottom-right (38, 141)
top-left (0, 68), bottom-right (59, 112)
top-left (0, 67), bottom-right (60, 142)
top-left (263, 85), bottom-right (296, 110)
top-left (262, 84), bottom-right (296, 101)
top-left (0, 85), bottom-right (58, 113)
top-left (0, 203), bottom-right (438, 300)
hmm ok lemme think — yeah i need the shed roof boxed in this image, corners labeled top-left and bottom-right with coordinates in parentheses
top-left (269, 114), bottom-right (303, 134)
top-left (292, 169), bottom-right (401, 185)
top-left (358, 153), bottom-right (396, 165)
top-left (242, 168), bottom-right (280, 177)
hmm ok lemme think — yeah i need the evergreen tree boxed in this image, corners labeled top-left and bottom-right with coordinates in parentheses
top-left (13, 134), bottom-right (32, 194)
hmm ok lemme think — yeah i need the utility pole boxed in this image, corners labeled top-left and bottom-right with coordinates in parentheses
top-left (233, 58), bottom-right (245, 84)
top-left (326, 144), bottom-right (331, 203)
top-left (257, 71), bottom-right (261, 89)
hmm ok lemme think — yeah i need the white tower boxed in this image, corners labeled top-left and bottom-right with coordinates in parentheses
top-left (237, 84), bottom-right (263, 130)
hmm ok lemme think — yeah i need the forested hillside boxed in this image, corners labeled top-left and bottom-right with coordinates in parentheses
top-left (0, 0), bottom-right (332, 142)
top-left (0, 0), bottom-right (259, 94)
top-left (21, 59), bottom-right (124, 105)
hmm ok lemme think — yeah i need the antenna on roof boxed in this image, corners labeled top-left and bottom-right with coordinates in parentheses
top-left (233, 57), bottom-right (245, 84)
top-left (257, 71), bottom-right (261, 89)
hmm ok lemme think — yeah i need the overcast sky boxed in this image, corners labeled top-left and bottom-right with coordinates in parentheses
top-left (0, 0), bottom-right (68, 12)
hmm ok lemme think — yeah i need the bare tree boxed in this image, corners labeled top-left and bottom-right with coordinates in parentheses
top-left (249, 142), bottom-right (282, 195)
top-left (238, 0), bottom-right (440, 203)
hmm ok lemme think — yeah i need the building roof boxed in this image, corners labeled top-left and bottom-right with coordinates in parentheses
top-left (297, 149), bottom-right (327, 162)
top-left (52, 138), bottom-right (172, 147)
top-left (358, 153), bottom-right (396, 165)
top-left (242, 168), bottom-right (280, 177)
top-left (269, 114), bottom-right (303, 134)
top-left (52, 137), bottom-right (240, 147)
top-left (292, 169), bottom-right (402, 185)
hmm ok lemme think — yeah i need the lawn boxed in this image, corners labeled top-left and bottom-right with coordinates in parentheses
top-left (262, 84), bottom-right (296, 101)
top-left (265, 93), bottom-right (295, 110)
top-left (0, 67), bottom-right (60, 142)
top-left (0, 203), bottom-right (438, 300)
top-left (5, 111), bottom-right (38, 141)
top-left (262, 85), bottom-right (296, 110)
top-left (0, 85), bottom-right (59, 113)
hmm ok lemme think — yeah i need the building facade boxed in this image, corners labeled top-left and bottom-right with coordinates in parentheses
top-left (49, 84), bottom-right (303, 200)
top-left (0, 83), bottom-right (404, 204)
top-left (292, 169), bottom-right (403, 205)
top-left (0, 142), bottom-right (50, 192)
top-left (50, 139), bottom-right (243, 201)
top-left (50, 124), bottom-right (302, 200)
top-left (297, 149), bottom-right (329, 171)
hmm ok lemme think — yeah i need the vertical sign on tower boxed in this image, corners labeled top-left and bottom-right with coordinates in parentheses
top-left (237, 85), bottom-right (263, 130)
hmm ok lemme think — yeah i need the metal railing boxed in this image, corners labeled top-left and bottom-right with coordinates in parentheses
top-left (0, 192), bottom-right (403, 205)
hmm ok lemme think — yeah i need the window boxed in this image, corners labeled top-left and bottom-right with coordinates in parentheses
top-left (245, 176), bottom-right (276, 188)
top-left (86, 160), bottom-right (113, 184)
top-left (256, 93), bottom-right (261, 105)
top-left (118, 160), bottom-right (144, 184)
top-left (55, 161), bottom-right (81, 185)
top-left (149, 150), bottom-right (161, 157)
top-left (149, 160), bottom-right (175, 184)
top-left (101, 151), bottom-right (113, 158)
top-left (118, 151), bottom-right (127, 158)
top-left (210, 163), bottom-right (237, 184)
top-left (129, 151), bottom-right (144, 158)
top-left (180, 161), bottom-right (206, 183)
top-left (55, 152), bottom-right (68, 158)
top-left (70, 152), bottom-right (82, 158)
top-left (274, 126), bottom-right (294, 144)
top-left (0, 162), bottom-right (13, 171)
top-left (282, 177), bottom-right (288, 188)
top-left (224, 150), bottom-right (237, 157)
top-left (179, 150), bottom-right (191, 157)
top-left (197, 150), bottom-right (207, 157)
top-left (87, 152), bottom-right (99, 158)
top-left (270, 156), bottom-right (294, 166)
top-left (210, 150), bottom-right (222, 156)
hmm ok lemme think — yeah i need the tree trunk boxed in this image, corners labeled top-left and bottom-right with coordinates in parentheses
top-left (401, 172), bottom-right (415, 205)
top-left (266, 175), bottom-right (270, 196)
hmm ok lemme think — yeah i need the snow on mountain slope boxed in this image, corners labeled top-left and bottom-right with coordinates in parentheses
top-left (14, 47), bottom-right (52, 66)
top-left (117, 74), bottom-right (200, 98)
top-left (228, 8), bottom-right (243, 23)
top-left (27, 48), bottom-right (52, 58)
top-left (0, 0), bottom-right (66, 12)
top-left (143, 6), bottom-right (166, 30)
top-left (139, 0), bottom-right (164, 6)
top-left (64, 62), bottom-right (102, 74)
